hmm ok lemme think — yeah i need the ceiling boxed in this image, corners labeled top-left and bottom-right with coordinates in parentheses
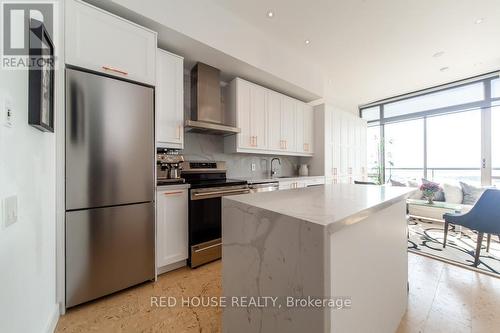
top-left (213, 0), bottom-right (500, 110)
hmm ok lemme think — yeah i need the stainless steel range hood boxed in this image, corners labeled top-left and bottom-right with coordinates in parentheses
top-left (185, 62), bottom-right (240, 135)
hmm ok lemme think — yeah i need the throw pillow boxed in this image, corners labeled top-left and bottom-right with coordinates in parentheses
top-left (390, 179), bottom-right (406, 187)
top-left (407, 180), bottom-right (424, 199)
top-left (443, 183), bottom-right (463, 204)
top-left (460, 182), bottom-right (485, 205)
top-left (421, 179), bottom-right (445, 201)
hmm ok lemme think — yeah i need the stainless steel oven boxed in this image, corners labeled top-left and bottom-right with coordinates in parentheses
top-left (182, 161), bottom-right (249, 268)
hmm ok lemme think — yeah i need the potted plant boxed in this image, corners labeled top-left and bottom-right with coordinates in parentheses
top-left (420, 181), bottom-right (441, 204)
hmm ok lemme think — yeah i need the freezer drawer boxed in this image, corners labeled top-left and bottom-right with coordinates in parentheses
top-left (65, 68), bottom-right (154, 210)
top-left (65, 203), bottom-right (155, 308)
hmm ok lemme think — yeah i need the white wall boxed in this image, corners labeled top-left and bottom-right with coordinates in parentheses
top-left (0, 71), bottom-right (58, 333)
top-left (0, 4), bottom-right (60, 331)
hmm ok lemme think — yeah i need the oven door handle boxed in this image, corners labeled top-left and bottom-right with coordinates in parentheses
top-left (194, 242), bottom-right (222, 253)
top-left (192, 188), bottom-right (250, 199)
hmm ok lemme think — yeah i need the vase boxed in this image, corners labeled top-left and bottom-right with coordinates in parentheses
top-left (425, 194), bottom-right (435, 204)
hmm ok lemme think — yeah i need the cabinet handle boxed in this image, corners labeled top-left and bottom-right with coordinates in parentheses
top-left (177, 125), bottom-right (182, 139)
top-left (102, 65), bottom-right (128, 76)
top-left (333, 168), bottom-right (337, 176)
top-left (285, 140), bottom-right (287, 150)
top-left (255, 136), bottom-right (258, 147)
top-left (164, 191), bottom-right (183, 196)
top-left (250, 136), bottom-right (254, 146)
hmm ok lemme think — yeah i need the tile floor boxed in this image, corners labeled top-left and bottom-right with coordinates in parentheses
top-left (56, 253), bottom-right (500, 333)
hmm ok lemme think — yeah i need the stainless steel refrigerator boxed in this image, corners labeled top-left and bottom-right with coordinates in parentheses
top-left (65, 68), bottom-right (155, 308)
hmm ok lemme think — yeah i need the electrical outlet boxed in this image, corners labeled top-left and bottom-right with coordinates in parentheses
top-left (251, 163), bottom-right (256, 171)
top-left (4, 98), bottom-right (13, 128)
top-left (3, 196), bottom-right (18, 228)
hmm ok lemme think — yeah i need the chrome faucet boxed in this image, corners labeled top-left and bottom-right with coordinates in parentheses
top-left (270, 158), bottom-right (281, 178)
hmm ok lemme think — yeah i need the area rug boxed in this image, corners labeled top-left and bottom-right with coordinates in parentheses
top-left (408, 218), bottom-right (500, 277)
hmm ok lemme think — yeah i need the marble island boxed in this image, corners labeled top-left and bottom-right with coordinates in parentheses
top-left (222, 184), bottom-right (416, 333)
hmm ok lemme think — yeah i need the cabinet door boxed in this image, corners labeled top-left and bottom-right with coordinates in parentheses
top-left (156, 189), bottom-right (188, 268)
top-left (237, 80), bottom-right (253, 149)
top-left (295, 103), bottom-right (305, 153)
top-left (66, 0), bottom-right (156, 85)
top-left (156, 49), bottom-right (184, 149)
top-left (250, 85), bottom-right (268, 149)
top-left (281, 97), bottom-right (296, 152)
top-left (331, 112), bottom-right (342, 177)
top-left (267, 91), bottom-right (283, 151)
top-left (303, 104), bottom-right (314, 154)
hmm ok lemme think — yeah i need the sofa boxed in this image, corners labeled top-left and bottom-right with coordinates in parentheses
top-left (391, 180), bottom-right (484, 222)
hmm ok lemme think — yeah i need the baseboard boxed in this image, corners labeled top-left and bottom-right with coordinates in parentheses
top-left (45, 303), bottom-right (60, 333)
top-left (157, 260), bottom-right (187, 275)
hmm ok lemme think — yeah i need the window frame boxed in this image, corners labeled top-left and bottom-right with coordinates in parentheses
top-left (360, 72), bottom-right (500, 185)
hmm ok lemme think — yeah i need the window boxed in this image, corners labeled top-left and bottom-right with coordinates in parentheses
top-left (491, 104), bottom-right (500, 186)
top-left (426, 110), bottom-right (481, 184)
top-left (492, 78), bottom-right (500, 99)
top-left (366, 126), bottom-right (381, 183)
top-left (359, 75), bottom-right (499, 186)
top-left (361, 106), bottom-right (380, 122)
top-left (384, 119), bottom-right (424, 182)
top-left (384, 82), bottom-right (484, 118)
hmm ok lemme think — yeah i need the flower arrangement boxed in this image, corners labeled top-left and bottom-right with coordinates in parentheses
top-left (420, 181), bottom-right (441, 204)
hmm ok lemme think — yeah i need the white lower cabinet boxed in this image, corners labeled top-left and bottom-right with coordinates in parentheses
top-left (156, 188), bottom-right (188, 272)
top-left (278, 177), bottom-right (325, 190)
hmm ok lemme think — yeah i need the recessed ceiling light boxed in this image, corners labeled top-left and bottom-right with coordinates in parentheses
top-left (267, 11), bottom-right (274, 18)
top-left (440, 66), bottom-right (449, 72)
top-left (304, 39), bottom-right (311, 45)
top-left (433, 51), bottom-right (444, 58)
top-left (474, 18), bottom-right (484, 24)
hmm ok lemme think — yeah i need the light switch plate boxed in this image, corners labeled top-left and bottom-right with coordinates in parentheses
top-left (251, 163), bottom-right (256, 171)
top-left (4, 98), bottom-right (13, 128)
top-left (3, 195), bottom-right (18, 228)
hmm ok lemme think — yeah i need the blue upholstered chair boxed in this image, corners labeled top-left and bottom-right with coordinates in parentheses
top-left (443, 189), bottom-right (500, 266)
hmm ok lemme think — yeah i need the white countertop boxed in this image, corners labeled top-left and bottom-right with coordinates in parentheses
top-left (234, 175), bottom-right (324, 184)
top-left (224, 184), bottom-right (415, 230)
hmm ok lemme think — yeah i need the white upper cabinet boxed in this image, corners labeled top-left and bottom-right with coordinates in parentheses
top-left (156, 49), bottom-right (184, 149)
top-left (225, 78), bottom-right (313, 157)
top-left (250, 84), bottom-right (268, 150)
top-left (267, 90), bottom-right (283, 151)
top-left (66, 0), bottom-right (157, 85)
top-left (232, 79), bottom-right (267, 150)
top-left (296, 103), bottom-right (314, 154)
top-left (281, 97), bottom-right (297, 152)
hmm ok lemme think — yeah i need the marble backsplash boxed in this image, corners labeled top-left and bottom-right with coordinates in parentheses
top-left (182, 132), bottom-right (300, 179)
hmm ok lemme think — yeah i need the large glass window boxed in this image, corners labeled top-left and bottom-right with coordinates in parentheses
top-left (384, 82), bottom-right (484, 118)
top-left (384, 119), bottom-right (424, 182)
top-left (366, 126), bottom-right (381, 183)
top-left (492, 78), bottom-right (500, 98)
top-left (360, 75), bottom-right (498, 186)
top-left (426, 110), bottom-right (481, 184)
top-left (491, 104), bottom-right (500, 186)
top-left (361, 106), bottom-right (380, 122)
